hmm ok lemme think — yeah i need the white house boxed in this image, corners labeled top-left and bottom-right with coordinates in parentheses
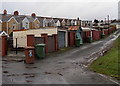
top-left (54, 18), bottom-right (61, 27)
top-left (74, 20), bottom-right (77, 26)
top-left (0, 31), bottom-right (9, 37)
top-left (22, 17), bottom-right (30, 29)
top-left (81, 20), bottom-right (92, 27)
top-left (56, 20), bottom-right (60, 26)
top-left (43, 18), bottom-right (47, 27)
top-left (71, 19), bottom-right (74, 26)
top-left (43, 18), bottom-right (55, 27)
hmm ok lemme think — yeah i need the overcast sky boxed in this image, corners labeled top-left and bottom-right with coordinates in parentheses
top-left (0, 0), bottom-right (119, 21)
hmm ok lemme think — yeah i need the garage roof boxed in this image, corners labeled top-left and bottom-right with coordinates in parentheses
top-left (68, 26), bottom-right (79, 31)
top-left (82, 27), bottom-right (96, 31)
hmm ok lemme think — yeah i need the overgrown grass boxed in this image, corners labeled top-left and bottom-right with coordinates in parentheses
top-left (89, 36), bottom-right (120, 80)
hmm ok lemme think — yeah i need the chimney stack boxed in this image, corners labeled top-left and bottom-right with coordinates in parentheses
top-left (14, 11), bottom-right (19, 16)
top-left (3, 9), bottom-right (7, 15)
top-left (31, 13), bottom-right (36, 17)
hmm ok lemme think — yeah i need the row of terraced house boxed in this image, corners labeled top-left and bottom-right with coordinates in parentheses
top-left (0, 10), bottom-right (117, 57)
top-left (0, 10), bottom-right (81, 36)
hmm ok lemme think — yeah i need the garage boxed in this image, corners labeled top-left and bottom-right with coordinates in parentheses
top-left (58, 31), bottom-right (66, 48)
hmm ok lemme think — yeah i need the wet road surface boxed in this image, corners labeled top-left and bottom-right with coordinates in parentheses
top-left (2, 30), bottom-right (120, 84)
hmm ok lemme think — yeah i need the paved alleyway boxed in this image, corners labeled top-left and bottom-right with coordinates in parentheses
top-left (2, 30), bottom-right (120, 84)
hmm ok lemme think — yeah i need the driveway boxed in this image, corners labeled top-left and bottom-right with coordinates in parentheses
top-left (2, 30), bottom-right (120, 84)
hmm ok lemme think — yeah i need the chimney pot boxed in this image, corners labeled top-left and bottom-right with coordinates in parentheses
top-left (14, 11), bottom-right (19, 16)
top-left (31, 13), bottom-right (36, 17)
top-left (3, 10), bottom-right (7, 15)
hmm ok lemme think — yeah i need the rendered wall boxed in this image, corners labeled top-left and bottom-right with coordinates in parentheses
top-left (13, 27), bottom-right (57, 48)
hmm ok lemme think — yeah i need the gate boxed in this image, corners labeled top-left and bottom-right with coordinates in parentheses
top-left (7, 37), bottom-right (13, 51)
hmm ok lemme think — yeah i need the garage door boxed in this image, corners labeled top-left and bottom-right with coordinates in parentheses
top-left (58, 31), bottom-right (65, 48)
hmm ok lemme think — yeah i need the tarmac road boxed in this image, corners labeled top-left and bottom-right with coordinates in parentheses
top-left (2, 30), bottom-right (120, 85)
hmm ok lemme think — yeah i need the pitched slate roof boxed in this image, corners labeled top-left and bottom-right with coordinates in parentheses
top-left (0, 14), bottom-right (12, 22)
top-left (56, 18), bottom-right (64, 22)
top-left (38, 17), bottom-right (54, 23)
top-left (46, 18), bottom-right (54, 23)
top-left (26, 16), bottom-right (34, 22)
top-left (13, 15), bottom-right (26, 23)
top-left (14, 15), bottom-right (35, 23)
top-left (53, 18), bottom-right (60, 23)
top-left (37, 17), bottom-right (45, 22)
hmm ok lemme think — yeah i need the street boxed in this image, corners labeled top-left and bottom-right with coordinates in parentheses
top-left (2, 31), bottom-right (120, 84)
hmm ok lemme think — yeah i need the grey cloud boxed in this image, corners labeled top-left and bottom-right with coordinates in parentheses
top-left (1, 2), bottom-right (118, 20)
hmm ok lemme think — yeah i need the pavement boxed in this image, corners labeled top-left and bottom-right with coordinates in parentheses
top-left (2, 30), bottom-right (120, 85)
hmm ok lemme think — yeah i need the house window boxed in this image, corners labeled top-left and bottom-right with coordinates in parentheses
top-left (12, 23), bottom-right (16, 29)
top-left (26, 22), bottom-right (28, 29)
top-left (37, 23), bottom-right (39, 28)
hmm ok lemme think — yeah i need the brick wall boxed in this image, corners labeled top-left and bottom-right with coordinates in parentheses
top-left (27, 35), bottom-right (35, 47)
top-left (2, 36), bottom-right (7, 56)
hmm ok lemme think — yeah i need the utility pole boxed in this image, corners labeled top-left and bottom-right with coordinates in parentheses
top-left (16, 38), bottom-right (17, 54)
top-left (105, 18), bottom-right (106, 24)
top-left (107, 15), bottom-right (109, 27)
top-left (107, 15), bottom-right (110, 34)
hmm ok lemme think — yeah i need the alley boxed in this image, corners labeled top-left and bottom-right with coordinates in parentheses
top-left (2, 31), bottom-right (120, 84)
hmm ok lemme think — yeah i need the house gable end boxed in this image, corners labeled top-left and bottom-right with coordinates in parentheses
top-left (7, 16), bottom-right (18, 24)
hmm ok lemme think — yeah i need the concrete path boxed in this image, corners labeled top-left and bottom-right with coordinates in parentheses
top-left (2, 30), bottom-right (120, 84)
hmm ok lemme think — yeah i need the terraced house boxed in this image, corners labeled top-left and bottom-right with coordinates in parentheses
top-left (0, 10), bottom-right (81, 37)
top-left (1, 10), bottom-right (19, 35)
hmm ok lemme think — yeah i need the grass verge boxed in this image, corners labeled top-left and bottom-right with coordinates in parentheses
top-left (89, 36), bottom-right (120, 80)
